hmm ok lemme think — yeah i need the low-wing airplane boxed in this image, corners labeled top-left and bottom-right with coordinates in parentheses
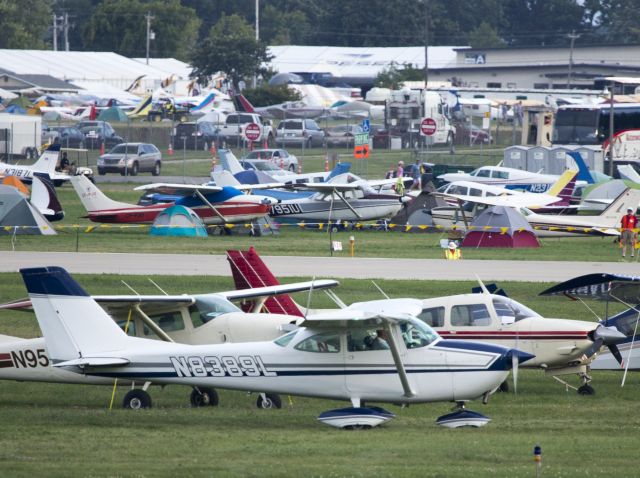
top-left (70, 175), bottom-right (276, 225)
top-left (0, 277), bottom-right (339, 409)
top-left (226, 248), bottom-right (626, 395)
top-left (19, 266), bottom-right (532, 428)
top-left (0, 144), bottom-right (91, 186)
top-left (436, 169), bottom-right (578, 211)
top-left (539, 273), bottom-right (640, 377)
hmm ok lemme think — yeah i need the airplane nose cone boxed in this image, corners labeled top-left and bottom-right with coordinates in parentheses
top-left (507, 349), bottom-right (536, 367)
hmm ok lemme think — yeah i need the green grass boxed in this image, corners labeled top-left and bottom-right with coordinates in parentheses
top-left (0, 273), bottom-right (636, 477)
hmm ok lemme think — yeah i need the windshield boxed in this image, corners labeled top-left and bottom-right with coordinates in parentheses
top-left (247, 161), bottom-right (279, 172)
top-left (553, 108), bottom-right (599, 145)
top-left (188, 296), bottom-right (241, 328)
top-left (245, 151), bottom-right (272, 160)
top-left (492, 296), bottom-right (541, 323)
top-left (109, 145), bottom-right (138, 155)
top-left (399, 319), bottom-right (439, 348)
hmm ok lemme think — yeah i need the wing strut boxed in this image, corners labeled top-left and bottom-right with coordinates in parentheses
top-left (335, 190), bottom-right (362, 219)
top-left (194, 190), bottom-right (228, 223)
top-left (384, 321), bottom-right (415, 398)
top-left (132, 304), bottom-right (174, 343)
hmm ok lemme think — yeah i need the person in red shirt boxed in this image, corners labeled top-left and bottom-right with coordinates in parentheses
top-left (620, 207), bottom-right (638, 258)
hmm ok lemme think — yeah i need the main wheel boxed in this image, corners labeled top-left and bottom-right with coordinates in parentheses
top-left (190, 387), bottom-right (219, 407)
top-left (577, 384), bottom-right (595, 396)
top-left (123, 389), bottom-right (152, 409)
top-left (152, 162), bottom-right (161, 176)
top-left (256, 393), bottom-right (282, 409)
top-left (131, 162), bottom-right (139, 176)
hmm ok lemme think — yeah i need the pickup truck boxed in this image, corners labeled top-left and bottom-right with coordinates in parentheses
top-left (218, 113), bottom-right (274, 146)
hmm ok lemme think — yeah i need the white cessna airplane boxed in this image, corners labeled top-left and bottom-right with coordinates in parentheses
top-left (19, 266), bottom-right (532, 428)
top-left (0, 278), bottom-right (338, 409)
top-left (0, 144), bottom-right (92, 185)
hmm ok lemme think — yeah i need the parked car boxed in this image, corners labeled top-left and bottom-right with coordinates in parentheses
top-left (275, 119), bottom-right (325, 147)
top-left (174, 122), bottom-right (220, 150)
top-left (454, 123), bottom-right (492, 145)
top-left (238, 159), bottom-right (295, 179)
top-left (324, 124), bottom-right (364, 148)
top-left (42, 126), bottom-right (86, 148)
top-left (97, 142), bottom-right (162, 176)
top-left (76, 120), bottom-right (124, 149)
top-left (242, 149), bottom-right (298, 172)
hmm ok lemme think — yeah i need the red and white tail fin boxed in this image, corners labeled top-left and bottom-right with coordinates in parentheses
top-left (226, 247), bottom-right (303, 317)
top-left (236, 94), bottom-right (256, 114)
top-left (70, 174), bottom-right (136, 213)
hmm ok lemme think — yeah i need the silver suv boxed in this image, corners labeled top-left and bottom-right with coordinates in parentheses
top-left (275, 119), bottom-right (325, 148)
top-left (97, 143), bottom-right (162, 176)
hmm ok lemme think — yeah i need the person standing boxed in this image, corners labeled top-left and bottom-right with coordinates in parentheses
top-left (620, 207), bottom-right (638, 258)
top-left (445, 241), bottom-right (462, 260)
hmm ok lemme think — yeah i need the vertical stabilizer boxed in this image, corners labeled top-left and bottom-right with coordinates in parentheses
top-left (31, 144), bottom-right (60, 176)
top-left (599, 188), bottom-right (640, 225)
top-left (70, 174), bottom-right (135, 213)
top-left (32, 173), bottom-right (64, 221)
top-left (20, 267), bottom-right (127, 363)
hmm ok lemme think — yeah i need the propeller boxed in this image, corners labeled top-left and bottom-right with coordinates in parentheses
top-left (585, 325), bottom-right (627, 364)
top-left (508, 349), bottom-right (535, 394)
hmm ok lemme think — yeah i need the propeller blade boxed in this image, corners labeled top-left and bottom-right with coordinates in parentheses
top-left (608, 344), bottom-right (624, 366)
top-left (593, 325), bottom-right (627, 346)
top-left (584, 338), bottom-right (603, 359)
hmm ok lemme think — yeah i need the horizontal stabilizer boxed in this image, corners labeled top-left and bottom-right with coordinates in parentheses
top-left (54, 357), bottom-right (130, 368)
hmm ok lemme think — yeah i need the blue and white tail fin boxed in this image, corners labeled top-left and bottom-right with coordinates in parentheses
top-left (20, 267), bottom-right (127, 365)
top-left (70, 174), bottom-right (134, 213)
top-left (326, 162), bottom-right (352, 181)
top-left (566, 151), bottom-right (595, 184)
top-left (31, 144), bottom-right (60, 176)
top-left (190, 92), bottom-right (217, 113)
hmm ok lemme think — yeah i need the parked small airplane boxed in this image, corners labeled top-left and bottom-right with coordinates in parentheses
top-left (226, 248), bottom-right (626, 395)
top-left (236, 94), bottom-right (327, 120)
top-left (19, 266), bottom-right (533, 428)
top-left (0, 144), bottom-right (91, 185)
top-left (539, 273), bottom-right (640, 378)
top-left (0, 277), bottom-right (339, 409)
top-left (70, 175), bottom-right (276, 225)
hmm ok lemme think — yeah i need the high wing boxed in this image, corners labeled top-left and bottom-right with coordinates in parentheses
top-left (539, 273), bottom-right (640, 303)
top-left (134, 183), bottom-right (224, 196)
top-left (438, 191), bottom-right (559, 209)
top-left (221, 280), bottom-right (339, 301)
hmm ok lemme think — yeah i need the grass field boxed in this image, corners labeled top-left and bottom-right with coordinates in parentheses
top-left (0, 274), bottom-right (637, 477)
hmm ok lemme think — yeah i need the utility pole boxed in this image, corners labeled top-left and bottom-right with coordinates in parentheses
top-left (567, 30), bottom-right (580, 88)
top-left (52, 14), bottom-right (58, 51)
top-left (253, 0), bottom-right (259, 88)
top-left (145, 11), bottom-right (154, 65)
top-left (423, 0), bottom-right (429, 88)
top-left (63, 13), bottom-right (70, 51)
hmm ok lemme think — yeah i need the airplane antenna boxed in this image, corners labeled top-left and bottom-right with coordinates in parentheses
top-left (304, 277), bottom-right (315, 319)
top-left (121, 280), bottom-right (140, 296)
top-left (148, 278), bottom-right (169, 296)
top-left (474, 275), bottom-right (490, 294)
top-left (372, 280), bottom-right (390, 300)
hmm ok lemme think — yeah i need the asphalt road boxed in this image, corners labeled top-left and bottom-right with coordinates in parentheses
top-left (1, 251), bottom-right (637, 282)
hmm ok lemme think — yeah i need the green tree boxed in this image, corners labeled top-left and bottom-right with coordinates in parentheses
top-left (84, 0), bottom-right (200, 60)
top-left (0, 0), bottom-right (52, 49)
top-left (190, 14), bottom-right (271, 87)
top-left (243, 84), bottom-right (302, 107)
top-left (374, 63), bottom-right (425, 89)
top-left (468, 22), bottom-right (506, 48)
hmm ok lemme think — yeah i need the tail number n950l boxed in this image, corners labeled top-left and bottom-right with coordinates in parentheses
top-left (170, 355), bottom-right (276, 378)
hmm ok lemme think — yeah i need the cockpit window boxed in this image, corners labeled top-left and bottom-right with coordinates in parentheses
top-left (294, 332), bottom-right (341, 353)
top-left (144, 311), bottom-right (185, 336)
top-left (418, 306), bottom-right (445, 327)
top-left (189, 296), bottom-right (241, 328)
top-left (274, 330), bottom-right (298, 347)
top-left (451, 304), bottom-right (491, 326)
top-left (348, 328), bottom-right (390, 351)
top-left (476, 169), bottom-right (491, 178)
top-left (492, 296), bottom-right (540, 324)
top-left (400, 320), bottom-right (439, 348)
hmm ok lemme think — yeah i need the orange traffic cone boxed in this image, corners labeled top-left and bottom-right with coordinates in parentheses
top-left (263, 138), bottom-right (268, 149)
top-left (298, 163), bottom-right (302, 174)
top-left (324, 156), bottom-right (329, 172)
top-left (210, 142), bottom-right (216, 156)
top-left (168, 143), bottom-right (173, 156)
top-left (99, 142), bottom-right (105, 155)
top-left (280, 158), bottom-right (284, 170)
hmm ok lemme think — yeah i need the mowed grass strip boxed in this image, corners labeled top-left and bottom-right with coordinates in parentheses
top-left (0, 273), bottom-right (637, 476)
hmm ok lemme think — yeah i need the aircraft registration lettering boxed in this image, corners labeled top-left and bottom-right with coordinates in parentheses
top-left (0, 348), bottom-right (50, 369)
top-left (170, 355), bottom-right (276, 378)
top-left (271, 204), bottom-right (302, 216)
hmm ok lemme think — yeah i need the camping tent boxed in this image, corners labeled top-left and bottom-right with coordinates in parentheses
top-left (98, 106), bottom-right (129, 122)
top-left (461, 205), bottom-right (539, 248)
top-left (0, 185), bottom-right (56, 235)
top-left (149, 205), bottom-right (207, 237)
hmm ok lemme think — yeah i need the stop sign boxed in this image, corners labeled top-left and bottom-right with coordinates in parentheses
top-left (244, 123), bottom-right (261, 141)
top-left (420, 117), bottom-right (437, 136)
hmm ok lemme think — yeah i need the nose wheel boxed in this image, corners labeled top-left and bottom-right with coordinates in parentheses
top-left (190, 387), bottom-right (219, 407)
top-left (256, 393), bottom-right (282, 409)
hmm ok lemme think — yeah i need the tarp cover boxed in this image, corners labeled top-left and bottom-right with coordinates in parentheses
top-left (461, 205), bottom-right (539, 248)
top-left (98, 106), bottom-right (129, 122)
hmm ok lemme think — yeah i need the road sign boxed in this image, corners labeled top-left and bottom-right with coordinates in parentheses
top-left (361, 118), bottom-right (370, 133)
top-left (353, 144), bottom-right (369, 159)
top-left (244, 123), bottom-right (261, 141)
top-left (420, 117), bottom-right (437, 136)
top-left (354, 132), bottom-right (369, 146)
